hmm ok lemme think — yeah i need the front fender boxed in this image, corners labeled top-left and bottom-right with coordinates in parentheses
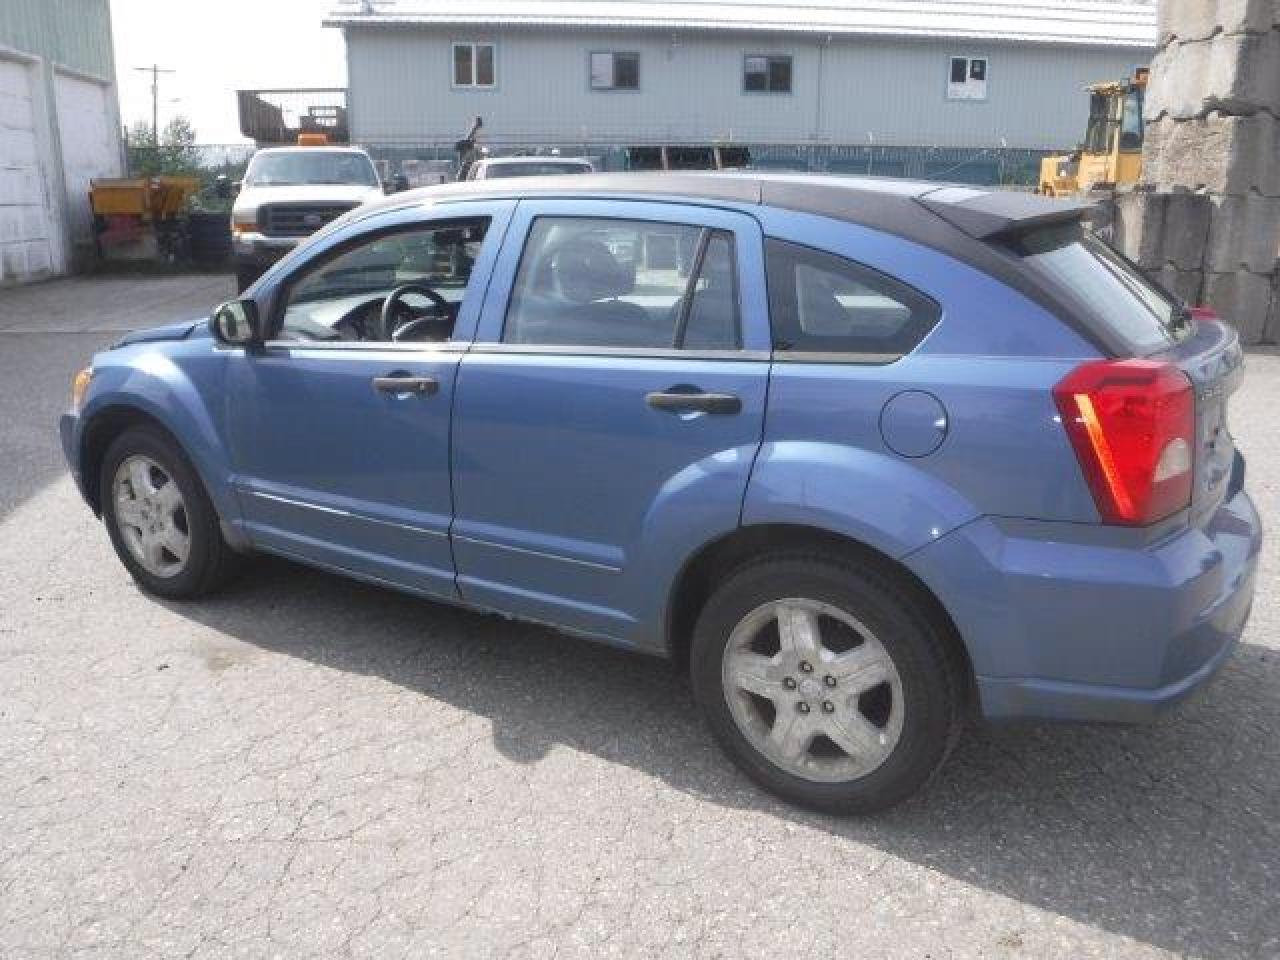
top-left (741, 441), bottom-right (980, 560)
top-left (79, 345), bottom-right (245, 546)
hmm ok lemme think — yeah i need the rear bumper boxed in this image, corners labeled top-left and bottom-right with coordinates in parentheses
top-left (905, 489), bottom-right (1262, 723)
top-left (975, 567), bottom-right (1253, 723)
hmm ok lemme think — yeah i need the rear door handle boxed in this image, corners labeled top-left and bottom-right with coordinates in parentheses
top-left (646, 390), bottom-right (742, 415)
top-left (372, 375), bottom-right (439, 397)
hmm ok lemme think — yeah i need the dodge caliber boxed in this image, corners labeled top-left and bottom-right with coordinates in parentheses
top-left (60, 174), bottom-right (1261, 813)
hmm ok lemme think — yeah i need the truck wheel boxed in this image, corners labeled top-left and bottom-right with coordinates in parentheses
top-left (690, 553), bottom-right (965, 815)
top-left (99, 426), bottom-right (239, 600)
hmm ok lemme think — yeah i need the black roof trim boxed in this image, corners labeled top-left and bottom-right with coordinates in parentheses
top-left (918, 186), bottom-right (1097, 240)
top-left (389, 172), bottom-right (765, 210)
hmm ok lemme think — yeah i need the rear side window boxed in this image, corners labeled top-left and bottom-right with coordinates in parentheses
top-left (765, 239), bottom-right (940, 358)
top-left (1008, 223), bottom-right (1188, 355)
top-left (503, 217), bottom-right (740, 349)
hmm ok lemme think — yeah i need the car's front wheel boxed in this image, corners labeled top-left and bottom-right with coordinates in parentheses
top-left (690, 554), bottom-right (966, 814)
top-left (99, 426), bottom-right (239, 600)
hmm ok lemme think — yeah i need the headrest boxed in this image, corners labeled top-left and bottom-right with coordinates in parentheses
top-left (798, 273), bottom-right (853, 335)
top-left (549, 238), bottom-right (635, 303)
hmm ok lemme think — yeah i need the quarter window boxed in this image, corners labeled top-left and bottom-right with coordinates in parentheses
top-left (745, 55), bottom-right (792, 93)
top-left (453, 42), bottom-right (496, 88)
top-left (946, 56), bottom-right (988, 100)
top-left (590, 52), bottom-right (640, 90)
top-left (503, 217), bottom-right (740, 350)
top-left (765, 239), bottom-right (939, 358)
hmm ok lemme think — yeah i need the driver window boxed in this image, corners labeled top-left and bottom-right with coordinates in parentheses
top-left (278, 218), bottom-right (490, 343)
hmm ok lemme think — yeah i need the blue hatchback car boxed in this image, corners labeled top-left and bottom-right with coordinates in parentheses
top-left (60, 174), bottom-right (1261, 813)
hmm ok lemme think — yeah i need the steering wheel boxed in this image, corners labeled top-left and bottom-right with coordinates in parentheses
top-left (380, 283), bottom-right (451, 341)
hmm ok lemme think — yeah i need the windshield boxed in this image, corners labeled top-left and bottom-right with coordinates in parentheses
top-left (484, 161), bottom-right (591, 179)
top-left (1009, 222), bottom-right (1189, 355)
top-left (246, 152), bottom-right (379, 187)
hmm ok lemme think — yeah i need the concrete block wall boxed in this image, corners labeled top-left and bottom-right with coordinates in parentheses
top-left (1158, 0), bottom-right (1280, 45)
top-left (1147, 28), bottom-right (1280, 119)
top-left (1120, 0), bottom-right (1280, 343)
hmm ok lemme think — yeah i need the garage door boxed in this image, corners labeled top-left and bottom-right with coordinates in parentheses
top-left (54, 72), bottom-right (121, 247)
top-left (0, 58), bottom-right (57, 284)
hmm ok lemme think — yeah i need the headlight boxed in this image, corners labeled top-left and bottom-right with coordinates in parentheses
top-left (71, 366), bottom-right (93, 412)
top-left (231, 210), bottom-right (258, 234)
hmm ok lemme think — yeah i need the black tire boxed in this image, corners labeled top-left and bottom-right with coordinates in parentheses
top-left (690, 553), bottom-right (966, 815)
top-left (234, 264), bottom-right (261, 294)
top-left (99, 426), bottom-right (239, 600)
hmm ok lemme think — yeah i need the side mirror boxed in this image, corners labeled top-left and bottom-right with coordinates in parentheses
top-left (210, 299), bottom-right (263, 346)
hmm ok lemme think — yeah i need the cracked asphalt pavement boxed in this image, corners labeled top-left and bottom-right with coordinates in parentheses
top-left (1, 274), bottom-right (1277, 958)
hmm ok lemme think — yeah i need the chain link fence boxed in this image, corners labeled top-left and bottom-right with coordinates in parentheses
top-left (114, 140), bottom-right (1047, 268)
top-left (127, 142), bottom-right (1051, 191)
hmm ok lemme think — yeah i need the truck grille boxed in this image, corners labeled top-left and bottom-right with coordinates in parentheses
top-left (259, 203), bottom-right (356, 238)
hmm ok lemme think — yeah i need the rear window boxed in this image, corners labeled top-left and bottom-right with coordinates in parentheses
top-left (1009, 223), bottom-right (1189, 355)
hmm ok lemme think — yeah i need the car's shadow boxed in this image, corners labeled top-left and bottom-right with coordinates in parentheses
top-left (171, 555), bottom-right (1279, 958)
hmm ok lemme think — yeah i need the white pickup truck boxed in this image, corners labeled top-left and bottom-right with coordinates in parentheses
top-left (229, 146), bottom-right (387, 292)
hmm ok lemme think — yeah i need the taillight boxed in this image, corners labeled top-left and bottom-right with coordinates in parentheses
top-left (1053, 359), bottom-right (1195, 525)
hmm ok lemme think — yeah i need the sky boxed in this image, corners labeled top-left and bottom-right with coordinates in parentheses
top-left (110, 0), bottom-right (347, 143)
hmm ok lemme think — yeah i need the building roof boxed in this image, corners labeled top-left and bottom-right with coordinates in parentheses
top-left (324, 0), bottom-right (1157, 48)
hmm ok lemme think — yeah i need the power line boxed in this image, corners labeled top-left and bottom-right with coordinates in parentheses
top-left (133, 64), bottom-right (176, 145)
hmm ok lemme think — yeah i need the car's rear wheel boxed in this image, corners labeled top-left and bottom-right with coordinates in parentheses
top-left (690, 554), bottom-right (965, 814)
top-left (99, 426), bottom-right (239, 600)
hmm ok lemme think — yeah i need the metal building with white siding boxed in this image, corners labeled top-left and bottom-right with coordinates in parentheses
top-left (325, 0), bottom-right (1156, 152)
top-left (0, 0), bottom-right (123, 285)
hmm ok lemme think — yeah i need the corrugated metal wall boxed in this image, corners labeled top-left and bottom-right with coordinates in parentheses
top-left (0, 0), bottom-right (121, 283)
top-left (344, 25), bottom-right (1149, 149)
top-left (0, 0), bottom-right (116, 81)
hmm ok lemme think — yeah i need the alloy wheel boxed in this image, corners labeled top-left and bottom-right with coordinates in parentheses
top-left (721, 598), bottom-right (905, 783)
top-left (111, 455), bottom-right (191, 578)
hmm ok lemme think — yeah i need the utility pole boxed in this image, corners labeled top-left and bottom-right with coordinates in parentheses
top-left (133, 64), bottom-right (175, 145)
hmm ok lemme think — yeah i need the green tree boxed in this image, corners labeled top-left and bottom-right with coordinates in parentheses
top-left (126, 115), bottom-right (201, 176)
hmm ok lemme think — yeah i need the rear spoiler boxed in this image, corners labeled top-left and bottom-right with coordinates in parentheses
top-left (917, 186), bottom-right (1096, 241)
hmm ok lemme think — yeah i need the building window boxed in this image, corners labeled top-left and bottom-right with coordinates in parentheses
top-left (744, 55), bottom-right (791, 93)
top-left (946, 56), bottom-right (988, 100)
top-left (453, 42), bottom-right (496, 88)
top-left (590, 52), bottom-right (640, 90)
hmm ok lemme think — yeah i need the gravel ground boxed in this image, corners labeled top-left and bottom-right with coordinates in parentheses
top-left (1, 274), bottom-right (1277, 959)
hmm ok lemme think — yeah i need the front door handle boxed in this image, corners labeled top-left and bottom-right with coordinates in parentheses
top-left (646, 389), bottom-right (742, 415)
top-left (372, 375), bottom-right (439, 397)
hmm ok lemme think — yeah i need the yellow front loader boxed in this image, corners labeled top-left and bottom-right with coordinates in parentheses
top-left (1038, 67), bottom-right (1148, 197)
